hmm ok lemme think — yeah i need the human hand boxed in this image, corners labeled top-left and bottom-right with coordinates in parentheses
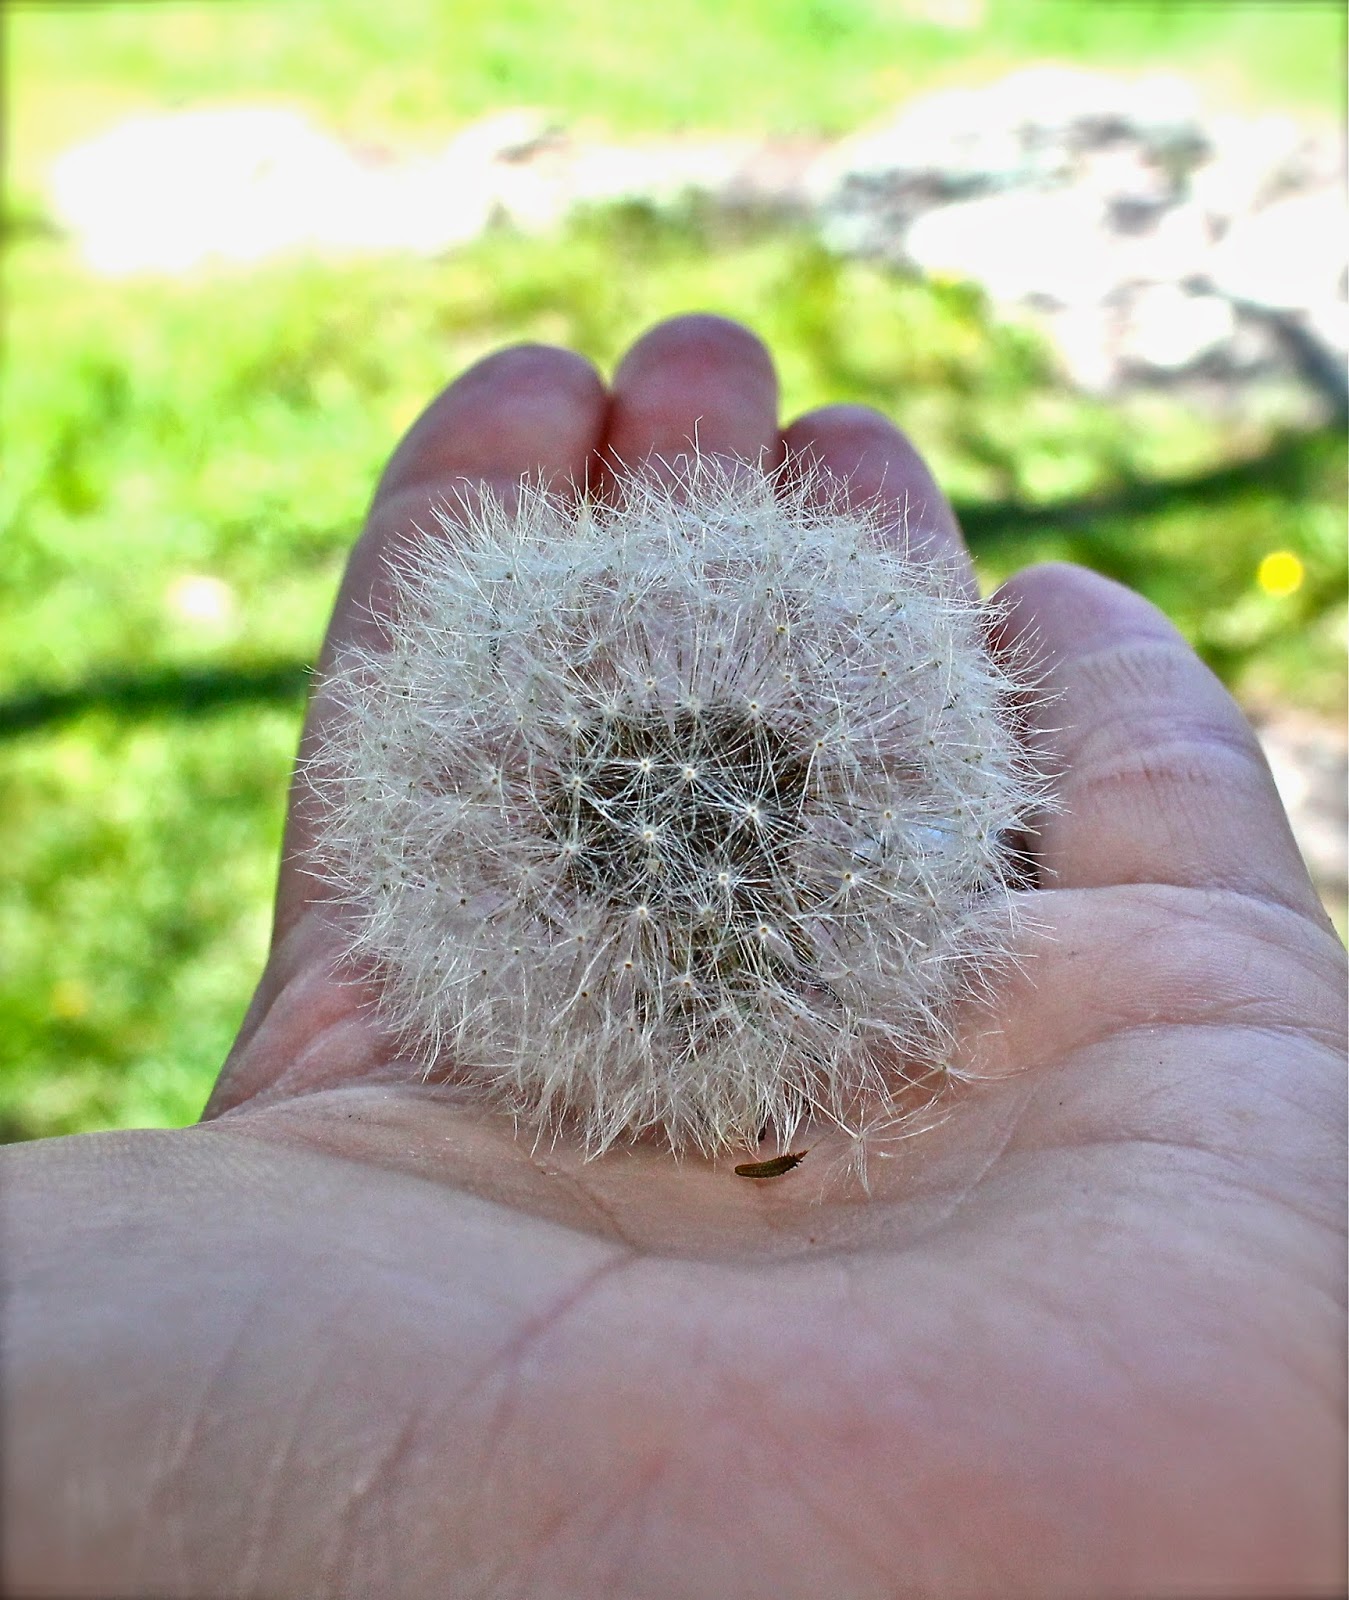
top-left (6, 316), bottom-right (1345, 1600)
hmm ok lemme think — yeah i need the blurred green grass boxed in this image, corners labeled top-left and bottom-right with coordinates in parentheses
top-left (12, 0), bottom-right (1344, 179)
top-left (3, 2), bottom-right (1346, 1142)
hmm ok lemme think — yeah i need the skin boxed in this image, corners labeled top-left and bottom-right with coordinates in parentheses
top-left (4, 314), bottom-right (1345, 1600)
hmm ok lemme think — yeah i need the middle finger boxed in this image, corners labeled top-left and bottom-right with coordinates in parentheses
top-left (599, 313), bottom-right (782, 490)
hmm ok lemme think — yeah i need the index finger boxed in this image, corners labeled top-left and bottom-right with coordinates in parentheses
top-left (276, 345), bottom-right (609, 938)
top-left (995, 561), bottom-right (1328, 923)
top-left (323, 344), bottom-right (606, 668)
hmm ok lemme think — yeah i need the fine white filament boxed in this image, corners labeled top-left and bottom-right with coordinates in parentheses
top-left (310, 458), bottom-right (1045, 1157)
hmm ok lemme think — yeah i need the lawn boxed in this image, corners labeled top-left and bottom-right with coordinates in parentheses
top-left (11, 0), bottom-right (1344, 176)
top-left (3, 0), bottom-right (1345, 1141)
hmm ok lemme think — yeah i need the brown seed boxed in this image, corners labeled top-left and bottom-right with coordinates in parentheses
top-left (734, 1150), bottom-right (808, 1180)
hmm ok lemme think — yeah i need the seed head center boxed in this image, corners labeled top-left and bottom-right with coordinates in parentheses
top-left (541, 703), bottom-right (818, 988)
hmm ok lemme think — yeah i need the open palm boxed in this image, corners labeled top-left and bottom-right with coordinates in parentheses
top-left (6, 317), bottom-right (1344, 1600)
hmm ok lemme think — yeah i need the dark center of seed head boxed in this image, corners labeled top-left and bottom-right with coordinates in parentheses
top-left (542, 705), bottom-right (822, 991)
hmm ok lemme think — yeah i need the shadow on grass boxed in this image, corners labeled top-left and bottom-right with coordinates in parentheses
top-left (0, 661), bottom-right (312, 736)
top-left (956, 427), bottom-right (1339, 545)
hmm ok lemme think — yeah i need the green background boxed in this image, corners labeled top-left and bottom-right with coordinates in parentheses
top-left (3, 0), bottom-right (1345, 1141)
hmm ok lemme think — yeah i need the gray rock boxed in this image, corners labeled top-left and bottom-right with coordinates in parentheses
top-left (44, 70), bottom-right (1347, 415)
top-left (810, 68), bottom-right (1345, 408)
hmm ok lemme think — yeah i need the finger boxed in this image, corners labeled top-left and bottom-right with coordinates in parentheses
top-left (995, 561), bottom-right (1326, 920)
top-left (277, 345), bottom-right (608, 937)
top-left (374, 345), bottom-right (604, 505)
top-left (323, 344), bottom-right (607, 666)
top-left (599, 314), bottom-right (781, 490)
top-left (780, 403), bottom-right (975, 592)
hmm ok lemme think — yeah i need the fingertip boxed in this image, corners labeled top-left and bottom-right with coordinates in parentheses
top-left (609, 312), bottom-right (777, 399)
top-left (602, 314), bottom-right (781, 486)
top-left (376, 343), bottom-right (607, 506)
top-left (999, 563), bottom-right (1324, 919)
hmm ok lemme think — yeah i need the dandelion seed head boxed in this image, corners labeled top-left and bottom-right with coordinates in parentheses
top-left (310, 455), bottom-right (1049, 1158)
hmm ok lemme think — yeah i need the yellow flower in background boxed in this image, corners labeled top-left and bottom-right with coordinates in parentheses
top-left (1256, 550), bottom-right (1305, 598)
top-left (49, 979), bottom-right (90, 1021)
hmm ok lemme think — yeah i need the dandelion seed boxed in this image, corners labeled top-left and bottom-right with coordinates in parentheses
top-left (310, 455), bottom-right (1049, 1158)
top-left (734, 1150), bottom-right (809, 1179)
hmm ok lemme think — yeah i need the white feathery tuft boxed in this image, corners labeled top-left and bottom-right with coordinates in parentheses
top-left (308, 456), bottom-right (1049, 1158)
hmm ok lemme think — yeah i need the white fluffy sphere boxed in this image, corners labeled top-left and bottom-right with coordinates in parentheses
top-left (310, 459), bottom-right (1044, 1157)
